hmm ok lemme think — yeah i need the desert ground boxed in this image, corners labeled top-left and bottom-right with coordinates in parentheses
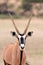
top-left (0, 17), bottom-right (43, 65)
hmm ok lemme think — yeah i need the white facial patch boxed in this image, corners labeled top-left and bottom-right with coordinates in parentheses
top-left (21, 44), bottom-right (24, 48)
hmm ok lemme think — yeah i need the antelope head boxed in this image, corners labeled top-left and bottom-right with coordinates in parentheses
top-left (9, 14), bottom-right (33, 50)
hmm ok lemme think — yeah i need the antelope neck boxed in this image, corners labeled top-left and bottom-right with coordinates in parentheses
top-left (20, 50), bottom-right (23, 65)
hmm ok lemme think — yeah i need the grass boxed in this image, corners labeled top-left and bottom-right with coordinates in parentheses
top-left (0, 14), bottom-right (22, 19)
top-left (0, 14), bottom-right (9, 19)
top-left (37, 14), bottom-right (43, 18)
top-left (0, 14), bottom-right (43, 19)
top-left (0, 14), bottom-right (33, 19)
top-left (0, 14), bottom-right (28, 19)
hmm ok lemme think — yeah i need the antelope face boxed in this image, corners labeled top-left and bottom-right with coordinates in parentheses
top-left (18, 34), bottom-right (26, 49)
top-left (11, 31), bottom-right (33, 50)
top-left (9, 13), bottom-right (33, 50)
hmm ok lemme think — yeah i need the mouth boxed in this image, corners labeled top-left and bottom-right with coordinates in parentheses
top-left (21, 44), bottom-right (25, 49)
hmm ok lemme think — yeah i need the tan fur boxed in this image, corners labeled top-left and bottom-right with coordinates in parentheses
top-left (3, 42), bottom-right (26, 65)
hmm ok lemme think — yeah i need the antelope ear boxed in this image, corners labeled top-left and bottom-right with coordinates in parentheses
top-left (11, 31), bottom-right (16, 36)
top-left (28, 31), bottom-right (33, 36)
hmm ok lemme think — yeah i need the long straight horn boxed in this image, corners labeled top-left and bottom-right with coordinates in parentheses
top-left (24, 15), bottom-right (32, 34)
top-left (8, 13), bottom-right (20, 34)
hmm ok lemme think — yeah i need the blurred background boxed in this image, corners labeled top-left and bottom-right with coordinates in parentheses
top-left (0, 0), bottom-right (43, 17)
top-left (0, 0), bottom-right (43, 65)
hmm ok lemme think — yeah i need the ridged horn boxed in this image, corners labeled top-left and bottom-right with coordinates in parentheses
top-left (8, 13), bottom-right (20, 34)
top-left (24, 15), bottom-right (32, 34)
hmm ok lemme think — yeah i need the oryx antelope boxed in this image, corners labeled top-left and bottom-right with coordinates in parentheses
top-left (3, 14), bottom-right (33, 65)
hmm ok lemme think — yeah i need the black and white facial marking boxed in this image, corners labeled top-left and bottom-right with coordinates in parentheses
top-left (11, 31), bottom-right (33, 50)
top-left (18, 34), bottom-right (26, 49)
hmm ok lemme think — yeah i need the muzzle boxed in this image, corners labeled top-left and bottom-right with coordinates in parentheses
top-left (21, 44), bottom-right (25, 49)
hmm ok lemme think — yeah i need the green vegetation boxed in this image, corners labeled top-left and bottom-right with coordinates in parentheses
top-left (0, 14), bottom-right (43, 19)
top-left (0, 0), bottom-right (43, 19)
top-left (8, 4), bottom-right (14, 9)
top-left (0, 13), bottom-right (32, 19)
top-left (0, 14), bottom-right (9, 19)
top-left (0, 14), bottom-right (24, 19)
top-left (22, 0), bottom-right (43, 3)
top-left (22, 0), bottom-right (32, 11)
top-left (29, 0), bottom-right (43, 2)
top-left (22, 0), bottom-right (43, 11)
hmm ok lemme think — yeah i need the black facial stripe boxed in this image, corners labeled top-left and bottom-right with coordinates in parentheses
top-left (20, 37), bottom-right (24, 44)
top-left (19, 33), bottom-right (24, 36)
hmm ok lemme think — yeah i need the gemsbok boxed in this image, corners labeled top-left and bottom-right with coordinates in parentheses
top-left (3, 14), bottom-right (33, 65)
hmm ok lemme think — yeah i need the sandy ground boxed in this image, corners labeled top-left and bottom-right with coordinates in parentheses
top-left (0, 17), bottom-right (43, 65)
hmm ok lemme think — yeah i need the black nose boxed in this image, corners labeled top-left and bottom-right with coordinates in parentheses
top-left (21, 47), bottom-right (24, 49)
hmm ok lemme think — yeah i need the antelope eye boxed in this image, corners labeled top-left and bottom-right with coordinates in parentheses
top-left (11, 31), bottom-right (16, 36)
top-left (28, 32), bottom-right (31, 36)
top-left (28, 31), bottom-right (33, 36)
top-left (12, 32), bottom-right (16, 36)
